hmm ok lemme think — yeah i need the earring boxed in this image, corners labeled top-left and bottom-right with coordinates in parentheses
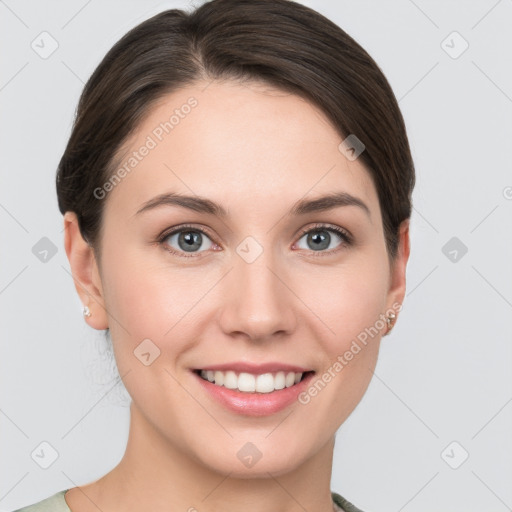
top-left (83, 306), bottom-right (92, 318)
top-left (385, 312), bottom-right (396, 335)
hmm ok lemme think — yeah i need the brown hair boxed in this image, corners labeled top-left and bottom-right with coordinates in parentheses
top-left (56, 0), bottom-right (415, 266)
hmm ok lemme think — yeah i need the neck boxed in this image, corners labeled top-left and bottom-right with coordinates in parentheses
top-left (82, 401), bottom-right (337, 512)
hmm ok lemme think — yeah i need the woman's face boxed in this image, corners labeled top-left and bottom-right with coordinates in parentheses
top-left (69, 79), bottom-right (409, 476)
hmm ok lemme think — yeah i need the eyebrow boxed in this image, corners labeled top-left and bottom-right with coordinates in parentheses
top-left (134, 191), bottom-right (371, 219)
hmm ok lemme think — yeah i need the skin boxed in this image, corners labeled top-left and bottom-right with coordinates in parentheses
top-left (63, 79), bottom-right (410, 512)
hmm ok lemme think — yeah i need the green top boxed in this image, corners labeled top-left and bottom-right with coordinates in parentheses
top-left (12, 489), bottom-right (365, 512)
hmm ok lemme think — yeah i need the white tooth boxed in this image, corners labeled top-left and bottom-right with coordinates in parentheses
top-left (203, 369), bottom-right (304, 392)
top-left (238, 372), bottom-right (256, 392)
top-left (285, 372), bottom-right (295, 388)
top-left (214, 371), bottom-right (224, 386)
top-left (274, 371), bottom-right (285, 390)
top-left (223, 371), bottom-right (238, 389)
top-left (255, 373), bottom-right (275, 393)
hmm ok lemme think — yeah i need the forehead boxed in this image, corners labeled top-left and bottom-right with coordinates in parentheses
top-left (104, 79), bottom-right (378, 220)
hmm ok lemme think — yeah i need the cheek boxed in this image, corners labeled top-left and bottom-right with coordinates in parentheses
top-left (296, 262), bottom-right (388, 425)
top-left (99, 244), bottom-right (203, 351)
top-left (299, 255), bottom-right (389, 349)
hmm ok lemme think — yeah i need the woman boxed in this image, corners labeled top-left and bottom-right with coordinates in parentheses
top-left (14, 0), bottom-right (414, 510)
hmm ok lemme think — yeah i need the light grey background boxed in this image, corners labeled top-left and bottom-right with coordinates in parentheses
top-left (1, 1), bottom-right (511, 511)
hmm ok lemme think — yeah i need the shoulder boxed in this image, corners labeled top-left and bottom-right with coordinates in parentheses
top-left (332, 491), bottom-right (366, 512)
top-left (10, 490), bottom-right (71, 512)
top-left (14, 489), bottom-right (358, 512)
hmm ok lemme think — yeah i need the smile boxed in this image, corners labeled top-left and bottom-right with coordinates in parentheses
top-left (195, 369), bottom-right (313, 393)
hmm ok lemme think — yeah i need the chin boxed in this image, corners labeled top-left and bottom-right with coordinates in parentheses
top-left (194, 440), bottom-right (310, 479)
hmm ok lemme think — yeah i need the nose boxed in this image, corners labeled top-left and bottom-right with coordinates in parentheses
top-left (217, 245), bottom-right (297, 342)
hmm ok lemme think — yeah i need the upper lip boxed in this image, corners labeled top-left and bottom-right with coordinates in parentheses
top-left (194, 362), bottom-right (313, 374)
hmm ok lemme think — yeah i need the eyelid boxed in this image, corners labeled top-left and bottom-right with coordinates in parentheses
top-left (158, 223), bottom-right (215, 242)
top-left (295, 223), bottom-right (353, 245)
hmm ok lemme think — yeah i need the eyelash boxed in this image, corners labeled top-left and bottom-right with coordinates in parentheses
top-left (156, 223), bottom-right (353, 259)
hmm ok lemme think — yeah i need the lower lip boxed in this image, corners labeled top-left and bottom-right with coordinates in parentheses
top-left (193, 371), bottom-right (315, 416)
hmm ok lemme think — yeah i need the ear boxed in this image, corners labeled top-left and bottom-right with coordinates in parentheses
top-left (386, 219), bottom-right (411, 314)
top-left (63, 211), bottom-right (109, 330)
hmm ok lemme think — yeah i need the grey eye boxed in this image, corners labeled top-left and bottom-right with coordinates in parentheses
top-left (165, 230), bottom-right (214, 253)
top-left (296, 230), bottom-right (342, 251)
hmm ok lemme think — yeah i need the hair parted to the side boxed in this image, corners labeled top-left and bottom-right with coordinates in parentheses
top-left (56, 0), bottom-right (415, 336)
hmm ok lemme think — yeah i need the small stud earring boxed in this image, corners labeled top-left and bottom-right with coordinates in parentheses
top-left (83, 306), bottom-right (92, 318)
top-left (385, 312), bottom-right (396, 335)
